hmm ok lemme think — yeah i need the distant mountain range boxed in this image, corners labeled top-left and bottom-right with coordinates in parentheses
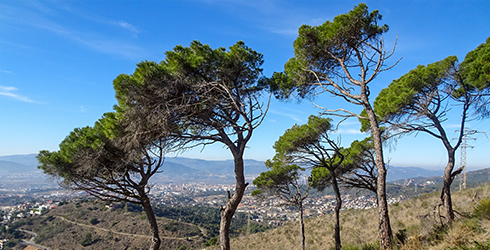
top-left (0, 153), bottom-right (459, 185)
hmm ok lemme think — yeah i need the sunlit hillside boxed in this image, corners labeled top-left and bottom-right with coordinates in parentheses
top-left (206, 183), bottom-right (490, 250)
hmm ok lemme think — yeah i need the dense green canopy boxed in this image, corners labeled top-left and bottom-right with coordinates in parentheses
top-left (266, 3), bottom-right (389, 99)
top-left (374, 56), bottom-right (458, 123)
top-left (371, 37), bottom-right (490, 225)
top-left (112, 41), bottom-right (267, 149)
top-left (460, 37), bottom-right (490, 90)
top-left (373, 37), bottom-right (490, 126)
top-left (37, 112), bottom-right (166, 202)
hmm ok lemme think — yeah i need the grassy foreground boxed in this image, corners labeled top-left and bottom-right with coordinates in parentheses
top-left (206, 183), bottom-right (490, 250)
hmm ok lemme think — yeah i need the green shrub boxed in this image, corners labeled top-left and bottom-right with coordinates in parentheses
top-left (81, 233), bottom-right (92, 246)
top-left (473, 197), bottom-right (490, 220)
top-left (5, 240), bottom-right (18, 248)
top-left (90, 218), bottom-right (99, 225)
top-left (396, 229), bottom-right (407, 244)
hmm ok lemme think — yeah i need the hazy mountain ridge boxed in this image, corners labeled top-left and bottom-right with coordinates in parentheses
top-left (386, 166), bottom-right (443, 182)
top-left (0, 160), bottom-right (40, 174)
top-left (0, 153), bottom-right (474, 184)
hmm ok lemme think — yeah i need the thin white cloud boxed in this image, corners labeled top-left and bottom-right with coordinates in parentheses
top-left (74, 37), bottom-right (145, 59)
top-left (0, 86), bottom-right (35, 103)
top-left (331, 129), bottom-right (365, 135)
top-left (0, 69), bottom-right (13, 74)
top-left (267, 27), bottom-right (298, 36)
top-left (115, 21), bottom-right (140, 35)
top-left (269, 109), bottom-right (306, 123)
top-left (2, 1), bottom-right (144, 59)
top-left (267, 16), bottom-right (327, 37)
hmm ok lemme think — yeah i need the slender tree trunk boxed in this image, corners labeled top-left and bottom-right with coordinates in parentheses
top-left (442, 150), bottom-right (456, 223)
top-left (140, 196), bottom-right (161, 250)
top-left (331, 173), bottom-right (342, 250)
top-left (219, 154), bottom-right (247, 250)
top-left (299, 202), bottom-right (305, 250)
top-left (363, 100), bottom-right (392, 250)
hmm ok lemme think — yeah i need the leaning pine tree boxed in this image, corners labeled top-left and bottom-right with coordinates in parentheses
top-left (264, 4), bottom-right (398, 248)
top-left (38, 112), bottom-right (172, 250)
top-left (113, 41), bottom-right (269, 250)
top-left (371, 37), bottom-right (490, 224)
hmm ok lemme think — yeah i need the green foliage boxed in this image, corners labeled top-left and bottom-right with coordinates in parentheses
top-left (113, 40), bottom-right (266, 140)
top-left (267, 3), bottom-right (388, 98)
top-left (202, 237), bottom-right (218, 246)
top-left (374, 36), bottom-right (490, 124)
top-left (460, 37), bottom-right (490, 90)
top-left (394, 229), bottom-right (407, 245)
top-left (428, 224), bottom-right (448, 243)
top-left (309, 167), bottom-right (331, 191)
top-left (89, 218), bottom-right (99, 225)
top-left (253, 163), bottom-right (303, 196)
top-left (36, 112), bottom-right (127, 188)
top-left (254, 116), bottom-right (338, 206)
top-left (473, 197), bottom-right (490, 220)
top-left (273, 115), bottom-right (332, 156)
top-left (81, 233), bottom-right (93, 246)
top-left (153, 205), bottom-right (265, 238)
top-left (461, 218), bottom-right (484, 234)
top-left (374, 56), bottom-right (458, 121)
top-left (5, 240), bottom-right (18, 248)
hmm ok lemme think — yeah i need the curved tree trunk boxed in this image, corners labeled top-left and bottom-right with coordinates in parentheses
top-left (442, 150), bottom-right (456, 223)
top-left (363, 101), bottom-right (393, 250)
top-left (140, 196), bottom-right (161, 250)
top-left (299, 202), bottom-right (305, 250)
top-left (331, 173), bottom-right (342, 250)
top-left (219, 154), bottom-right (247, 250)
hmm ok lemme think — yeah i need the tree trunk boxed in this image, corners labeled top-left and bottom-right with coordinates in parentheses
top-left (299, 202), bottom-right (306, 250)
top-left (219, 154), bottom-right (247, 250)
top-left (140, 196), bottom-right (161, 250)
top-left (442, 150), bottom-right (456, 223)
top-left (331, 173), bottom-right (342, 250)
top-left (363, 101), bottom-right (393, 250)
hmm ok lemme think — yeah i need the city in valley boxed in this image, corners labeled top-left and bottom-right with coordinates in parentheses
top-left (1, 181), bottom-right (406, 229)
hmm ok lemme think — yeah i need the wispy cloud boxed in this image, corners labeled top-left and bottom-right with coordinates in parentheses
top-left (331, 129), bottom-right (365, 135)
top-left (269, 108), bottom-right (306, 123)
top-left (2, 1), bottom-right (144, 59)
top-left (74, 36), bottom-right (145, 59)
top-left (114, 21), bottom-right (140, 35)
top-left (0, 69), bottom-right (13, 74)
top-left (0, 86), bottom-right (35, 103)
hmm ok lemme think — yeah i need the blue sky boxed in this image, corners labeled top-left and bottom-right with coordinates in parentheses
top-left (1, 0), bottom-right (489, 170)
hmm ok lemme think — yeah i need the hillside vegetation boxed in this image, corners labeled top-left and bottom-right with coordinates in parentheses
top-left (8, 200), bottom-right (206, 250)
top-left (208, 183), bottom-right (490, 250)
top-left (4, 182), bottom-right (490, 249)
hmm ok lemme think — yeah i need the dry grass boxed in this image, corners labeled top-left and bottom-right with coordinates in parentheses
top-left (18, 200), bottom-right (206, 250)
top-left (205, 183), bottom-right (490, 250)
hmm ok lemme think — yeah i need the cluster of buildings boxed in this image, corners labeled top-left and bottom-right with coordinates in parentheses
top-left (1, 182), bottom-right (406, 242)
top-left (146, 182), bottom-right (405, 226)
top-left (0, 189), bottom-right (76, 227)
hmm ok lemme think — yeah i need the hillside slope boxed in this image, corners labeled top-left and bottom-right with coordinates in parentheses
top-left (9, 200), bottom-right (206, 250)
top-left (211, 183), bottom-right (490, 250)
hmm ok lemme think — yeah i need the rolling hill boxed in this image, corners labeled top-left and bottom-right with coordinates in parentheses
top-left (0, 153), bottom-right (483, 185)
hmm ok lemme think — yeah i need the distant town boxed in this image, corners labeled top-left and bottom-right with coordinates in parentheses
top-left (1, 182), bottom-right (408, 230)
